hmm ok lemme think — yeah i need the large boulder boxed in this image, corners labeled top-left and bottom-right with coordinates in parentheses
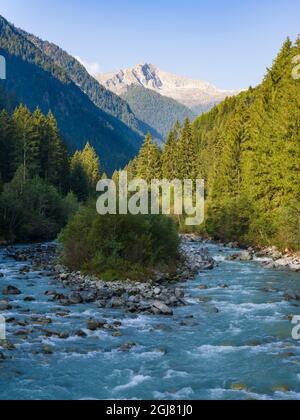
top-left (152, 301), bottom-right (173, 316)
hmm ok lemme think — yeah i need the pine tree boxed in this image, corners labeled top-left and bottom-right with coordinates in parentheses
top-left (80, 142), bottom-right (100, 189)
top-left (69, 160), bottom-right (89, 202)
top-left (135, 133), bottom-right (162, 183)
top-left (46, 111), bottom-right (69, 191)
top-left (176, 118), bottom-right (196, 180)
top-left (70, 143), bottom-right (100, 193)
top-left (0, 109), bottom-right (16, 182)
top-left (161, 129), bottom-right (178, 180)
top-left (12, 105), bottom-right (40, 180)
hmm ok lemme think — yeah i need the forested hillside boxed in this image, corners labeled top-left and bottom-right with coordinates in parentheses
top-left (122, 85), bottom-right (196, 143)
top-left (129, 38), bottom-right (300, 250)
top-left (0, 101), bottom-right (102, 242)
top-left (0, 15), bottom-right (142, 173)
top-left (19, 29), bottom-right (151, 139)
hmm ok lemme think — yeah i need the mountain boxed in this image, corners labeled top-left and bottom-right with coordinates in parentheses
top-left (16, 29), bottom-right (150, 139)
top-left (121, 85), bottom-right (196, 143)
top-left (98, 63), bottom-right (238, 114)
top-left (0, 15), bottom-right (143, 173)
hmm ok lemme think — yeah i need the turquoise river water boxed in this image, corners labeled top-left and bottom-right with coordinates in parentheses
top-left (0, 242), bottom-right (300, 400)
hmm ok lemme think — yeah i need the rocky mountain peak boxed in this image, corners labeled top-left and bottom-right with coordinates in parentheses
top-left (97, 64), bottom-right (239, 114)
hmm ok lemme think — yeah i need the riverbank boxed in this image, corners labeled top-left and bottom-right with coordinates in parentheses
top-left (189, 234), bottom-right (300, 274)
top-left (1, 236), bottom-right (215, 318)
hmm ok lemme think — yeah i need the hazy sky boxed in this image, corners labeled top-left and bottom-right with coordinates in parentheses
top-left (0, 0), bottom-right (299, 89)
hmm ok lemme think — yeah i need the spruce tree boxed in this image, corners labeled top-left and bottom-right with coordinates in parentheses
top-left (135, 133), bottom-right (162, 183)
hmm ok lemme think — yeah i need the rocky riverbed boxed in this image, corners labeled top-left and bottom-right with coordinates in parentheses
top-left (1, 236), bottom-right (215, 319)
top-left (208, 238), bottom-right (300, 274)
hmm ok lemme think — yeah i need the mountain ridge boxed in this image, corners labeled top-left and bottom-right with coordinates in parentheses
top-left (0, 14), bottom-right (143, 173)
top-left (98, 63), bottom-right (239, 114)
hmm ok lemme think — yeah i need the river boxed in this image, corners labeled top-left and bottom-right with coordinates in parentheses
top-left (0, 241), bottom-right (300, 400)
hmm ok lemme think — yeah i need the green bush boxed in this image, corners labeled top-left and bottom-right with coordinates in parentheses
top-left (59, 202), bottom-right (180, 281)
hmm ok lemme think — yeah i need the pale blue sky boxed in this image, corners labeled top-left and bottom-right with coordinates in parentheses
top-left (0, 0), bottom-right (299, 89)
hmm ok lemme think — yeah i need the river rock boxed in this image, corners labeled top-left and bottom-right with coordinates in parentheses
top-left (83, 292), bottom-right (97, 303)
top-left (175, 288), bottom-right (185, 298)
top-left (31, 317), bottom-right (52, 325)
top-left (24, 296), bottom-right (36, 302)
top-left (0, 303), bottom-right (13, 311)
top-left (197, 297), bottom-right (211, 303)
top-left (118, 342), bottom-right (138, 352)
top-left (59, 332), bottom-right (70, 340)
top-left (238, 251), bottom-right (253, 261)
top-left (227, 251), bottom-right (253, 262)
top-left (152, 301), bottom-right (173, 316)
top-left (272, 385), bottom-right (290, 393)
top-left (87, 319), bottom-right (106, 331)
top-left (202, 305), bottom-right (219, 314)
top-left (198, 285), bottom-right (208, 290)
top-left (15, 329), bottom-right (31, 336)
top-left (230, 383), bottom-right (249, 392)
top-left (109, 297), bottom-right (124, 308)
top-left (68, 292), bottom-right (83, 305)
top-left (45, 290), bottom-right (57, 296)
top-left (1, 342), bottom-right (15, 351)
top-left (112, 331), bottom-right (123, 337)
top-left (76, 330), bottom-right (87, 338)
top-left (19, 266), bottom-right (30, 274)
top-left (42, 345), bottom-right (53, 355)
top-left (3, 285), bottom-right (21, 295)
top-left (284, 291), bottom-right (300, 301)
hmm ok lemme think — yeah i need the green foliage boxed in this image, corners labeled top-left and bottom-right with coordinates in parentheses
top-left (191, 37), bottom-right (300, 249)
top-left (0, 102), bottom-right (83, 242)
top-left (122, 85), bottom-right (196, 142)
top-left (128, 38), bottom-right (300, 250)
top-left (134, 133), bottom-right (162, 183)
top-left (0, 171), bottom-right (78, 242)
top-left (69, 160), bottom-right (90, 203)
top-left (69, 142), bottom-right (101, 201)
top-left (0, 104), bottom-right (69, 189)
top-left (60, 202), bottom-right (180, 281)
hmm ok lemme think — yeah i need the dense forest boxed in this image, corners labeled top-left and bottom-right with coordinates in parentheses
top-left (122, 85), bottom-right (196, 143)
top-left (0, 96), bottom-right (101, 242)
top-left (128, 38), bottom-right (300, 251)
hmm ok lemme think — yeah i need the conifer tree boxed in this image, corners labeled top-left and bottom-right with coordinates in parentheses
top-left (81, 142), bottom-right (101, 188)
top-left (12, 105), bottom-right (40, 180)
top-left (0, 109), bottom-right (16, 182)
top-left (161, 129), bottom-right (178, 180)
top-left (135, 133), bottom-right (162, 183)
top-left (70, 143), bottom-right (100, 193)
top-left (69, 160), bottom-right (89, 202)
top-left (177, 118), bottom-right (196, 180)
